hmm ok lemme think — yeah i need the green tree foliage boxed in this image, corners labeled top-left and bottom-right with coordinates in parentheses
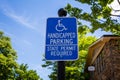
top-left (65, 34), bottom-right (96, 80)
top-left (0, 31), bottom-right (18, 79)
top-left (42, 33), bottom-right (97, 80)
top-left (42, 60), bottom-right (57, 80)
top-left (42, 0), bottom-right (120, 80)
top-left (15, 64), bottom-right (40, 80)
top-left (65, 0), bottom-right (120, 35)
top-left (0, 31), bottom-right (42, 80)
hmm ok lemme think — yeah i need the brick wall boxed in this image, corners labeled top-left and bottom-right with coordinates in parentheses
top-left (93, 38), bottom-right (120, 80)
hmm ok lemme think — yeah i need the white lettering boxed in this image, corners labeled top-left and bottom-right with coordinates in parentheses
top-left (60, 46), bottom-right (76, 51)
top-left (48, 32), bottom-right (76, 38)
top-left (50, 51), bottom-right (72, 58)
top-left (47, 46), bottom-right (58, 51)
top-left (50, 39), bottom-right (73, 45)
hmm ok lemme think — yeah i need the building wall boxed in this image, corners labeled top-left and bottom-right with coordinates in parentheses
top-left (92, 39), bottom-right (120, 80)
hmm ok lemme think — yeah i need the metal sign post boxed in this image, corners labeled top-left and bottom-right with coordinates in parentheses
top-left (57, 8), bottom-right (66, 80)
top-left (57, 61), bottom-right (65, 80)
top-left (45, 8), bottom-right (78, 80)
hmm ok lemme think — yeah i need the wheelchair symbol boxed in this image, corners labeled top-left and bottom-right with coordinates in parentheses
top-left (55, 19), bottom-right (67, 32)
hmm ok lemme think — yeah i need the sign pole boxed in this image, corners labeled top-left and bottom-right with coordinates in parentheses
top-left (57, 61), bottom-right (65, 80)
top-left (57, 8), bottom-right (67, 80)
top-left (45, 8), bottom-right (78, 80)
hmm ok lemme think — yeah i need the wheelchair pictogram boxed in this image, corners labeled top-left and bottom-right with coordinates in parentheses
top-left (55, 19), bottom-right (67, 32)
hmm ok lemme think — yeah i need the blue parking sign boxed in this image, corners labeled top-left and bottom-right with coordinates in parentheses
top-left (45, 17), bottom-right (78, 61)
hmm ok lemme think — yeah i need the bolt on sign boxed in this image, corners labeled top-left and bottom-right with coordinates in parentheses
top-left (45, 17), bottom-right (78, 61)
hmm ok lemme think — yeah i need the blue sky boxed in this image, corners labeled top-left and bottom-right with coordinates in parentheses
top-left (0, 0), bottom-right (116, 80)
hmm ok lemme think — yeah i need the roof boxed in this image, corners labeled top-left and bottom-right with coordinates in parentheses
top-left (85, 35), bottom-right (120, 72)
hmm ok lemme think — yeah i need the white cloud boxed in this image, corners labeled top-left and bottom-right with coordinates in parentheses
top-left (0, 28), bottom-right (16, 38)
top-left (110, 0), bottom-right (120, 18)
top-left (107, 0), bottom-right (120, 22)
top-left (23, 40), bottom-right (32, 46)
top-left (1, 5), bottom-right (39, 31)
top-left (110, 0), bottom-right (120, 10)
top-left (0, 22), bottom-right (6, 27)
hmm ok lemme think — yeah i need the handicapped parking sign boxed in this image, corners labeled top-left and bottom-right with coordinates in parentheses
top-left (45, 17), bottom-right (78, 61)
top-left (55, 19), bottom-right (67, 32)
